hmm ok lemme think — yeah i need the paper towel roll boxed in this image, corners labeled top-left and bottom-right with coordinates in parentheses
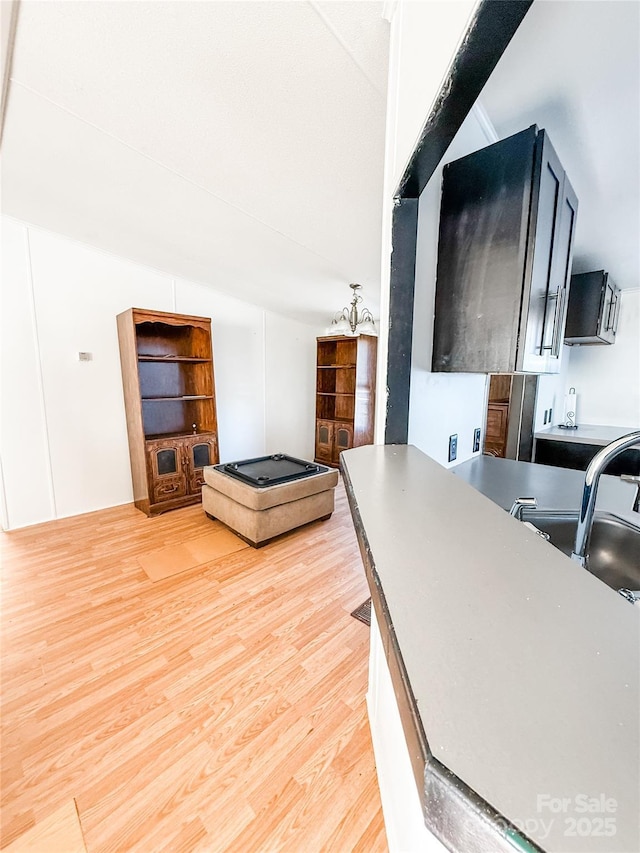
top-left (563, 387), bottom-right (577, 428)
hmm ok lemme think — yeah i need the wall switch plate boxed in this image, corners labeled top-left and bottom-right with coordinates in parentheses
top-left (473, 427), bottom-right (481, 453)
top-left (448, 433), bottom-right (458, 462)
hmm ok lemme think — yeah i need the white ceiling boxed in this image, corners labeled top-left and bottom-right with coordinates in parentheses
top-left (1, 1), bottom-right (390, 326)
top-left (480, 0), bottom-right (640, 291)
top-left (2, 0), bottom-right (638, 333)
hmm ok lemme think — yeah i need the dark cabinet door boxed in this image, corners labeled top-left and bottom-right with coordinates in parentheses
top-left (433, 126), bottom-right (537, 374)
top-left (534, 439), bottom-right (640, 476)
top-left (520, 132), bottom-right (577, 373)
top-left (564, 270), bottom-right (620, 345)
top-left (432, 126), bottom-right (577, 374)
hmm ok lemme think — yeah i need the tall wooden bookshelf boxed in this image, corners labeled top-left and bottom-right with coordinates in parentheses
top-left (117, 308), bottom-right (219, 516)
top-left (314, 334), bottom-right (377, 467)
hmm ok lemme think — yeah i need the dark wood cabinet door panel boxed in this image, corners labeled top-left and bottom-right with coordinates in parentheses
top-left (565, 271), bottom-right (620, 345)
top-left (534, 440), bottom-right (640, 476)
top-left (333, 422), bottom-right (354, 465)
top-left (433, 127), bottom-right (536, 373)
top-left (315, 420), bottom-right (334, 464)
top-left (432, 126), bottom-right (577, 374)
top-left (183, 435), bottom-right (218, 496)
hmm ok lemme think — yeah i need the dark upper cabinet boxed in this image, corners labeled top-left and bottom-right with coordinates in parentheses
top-left (432, 126), bottom-right (578, 374)
top-left (564, 270), bottom-right (620, 345)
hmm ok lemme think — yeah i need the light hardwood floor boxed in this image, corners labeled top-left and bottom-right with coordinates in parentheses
top-left (0, 480), bottom-right (387, 852)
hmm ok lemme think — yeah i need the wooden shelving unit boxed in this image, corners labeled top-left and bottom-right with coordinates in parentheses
top-left (117, 308), bottom-right (220, 516)
top-left (314, 335), bottom-right (377, 467)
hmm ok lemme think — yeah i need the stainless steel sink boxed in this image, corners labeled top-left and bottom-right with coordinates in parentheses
top-left (521, 509), bottom-right (640, 594)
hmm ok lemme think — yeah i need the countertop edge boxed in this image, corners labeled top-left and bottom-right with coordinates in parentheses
top-left (340, 457), bottom-right (544, 853)
top-left (533, 425), bottom-right (640, 446)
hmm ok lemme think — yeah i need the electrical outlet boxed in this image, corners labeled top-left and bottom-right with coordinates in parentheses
top-left (473, 428), bottom-right (481, 453)
top-left (543, 409), bottom-right (548, 425)
top-left (448, 433), bottom-right (458, 463)
top-left (549, 407), bottom-right (553, 424)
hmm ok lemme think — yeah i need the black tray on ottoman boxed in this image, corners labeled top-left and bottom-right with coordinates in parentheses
top-left (218, 454), bottom-right (328, 487)
top-left (202, 453), bottom-right (339, 547)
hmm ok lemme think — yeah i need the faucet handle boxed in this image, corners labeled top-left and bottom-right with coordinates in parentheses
top-left (620, 475), bottom-right (640, 512)
top-left (509, 497), bottom-right (537, 519)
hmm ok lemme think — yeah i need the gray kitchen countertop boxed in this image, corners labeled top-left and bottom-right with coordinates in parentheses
top-left (453, 454), bottom-right (637, 522)
top-left (341, 446), bottom-right (640, 853)
top-left (534, 424), bottom-right (639, 446)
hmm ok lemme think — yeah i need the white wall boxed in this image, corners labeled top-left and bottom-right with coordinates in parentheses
top-left (532, 357), bottom-right (571, 433)
top-left (0, 217), bottom-right (316, 529)
top-left (408, 106), bottom-right (497, 467)
top-left (532, 290), bottom-right (640, 433)
top-left (264, 312), bottom-right (316, 459)
top-left (562, 288), bottom-right (640, 427)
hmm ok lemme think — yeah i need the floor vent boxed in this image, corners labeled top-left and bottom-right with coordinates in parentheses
top-left (350, 598), bottom-right (371, 626)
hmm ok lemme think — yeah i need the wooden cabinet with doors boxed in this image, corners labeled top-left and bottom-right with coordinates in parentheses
top-left (314, 335), bottom-right (376, 467)
top-left (433, 125), bottom-right (578, 374)
top-left (145, 433), bottom-right (218, 505)
top-left (117, 308), bottom-right (219, 516)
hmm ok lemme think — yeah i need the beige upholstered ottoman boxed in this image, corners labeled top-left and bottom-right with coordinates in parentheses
top-left (202, 457), bottom-right (339, 547)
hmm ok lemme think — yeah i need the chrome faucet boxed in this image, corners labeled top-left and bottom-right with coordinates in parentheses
top-left (509, 496), bottom-right (537, 520)
top-left (571, 430), bottom-right (640, 567)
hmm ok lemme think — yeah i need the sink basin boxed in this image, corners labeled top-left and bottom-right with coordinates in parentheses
top-left (520, 509), bottom-right (640, 593)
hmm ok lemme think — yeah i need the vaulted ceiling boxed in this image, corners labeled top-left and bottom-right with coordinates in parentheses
top-left (479, 0), bottom-right (639, 291)
top-left (1, 1), bottom-right (390, 327)
top-left (2, 0), bottom-right (638, 334)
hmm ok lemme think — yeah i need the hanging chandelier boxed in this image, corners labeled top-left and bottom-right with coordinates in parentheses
top-left (327, 283), bottom-right (377, 336)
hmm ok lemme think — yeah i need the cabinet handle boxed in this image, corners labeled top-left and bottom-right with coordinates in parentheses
top-left (158, 483), bottom-right (179, 495)
top-left (539, 288), bottom-right (560, 354)
top-left (551, 285), bottom-right (566, 357)
top-left (612, 290), bottom-right (621, 334)
top-left (604, 292), bottom-right (613, 331)
top-left (605, 289), bottom-right (617, 332)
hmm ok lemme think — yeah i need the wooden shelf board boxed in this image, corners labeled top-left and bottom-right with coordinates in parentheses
top-left (145, 431), bottom-right (215, 441)
top-left (138, 355), bottom-right (212, 363)
top-left (141, 396), bottom-right (213, 402)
